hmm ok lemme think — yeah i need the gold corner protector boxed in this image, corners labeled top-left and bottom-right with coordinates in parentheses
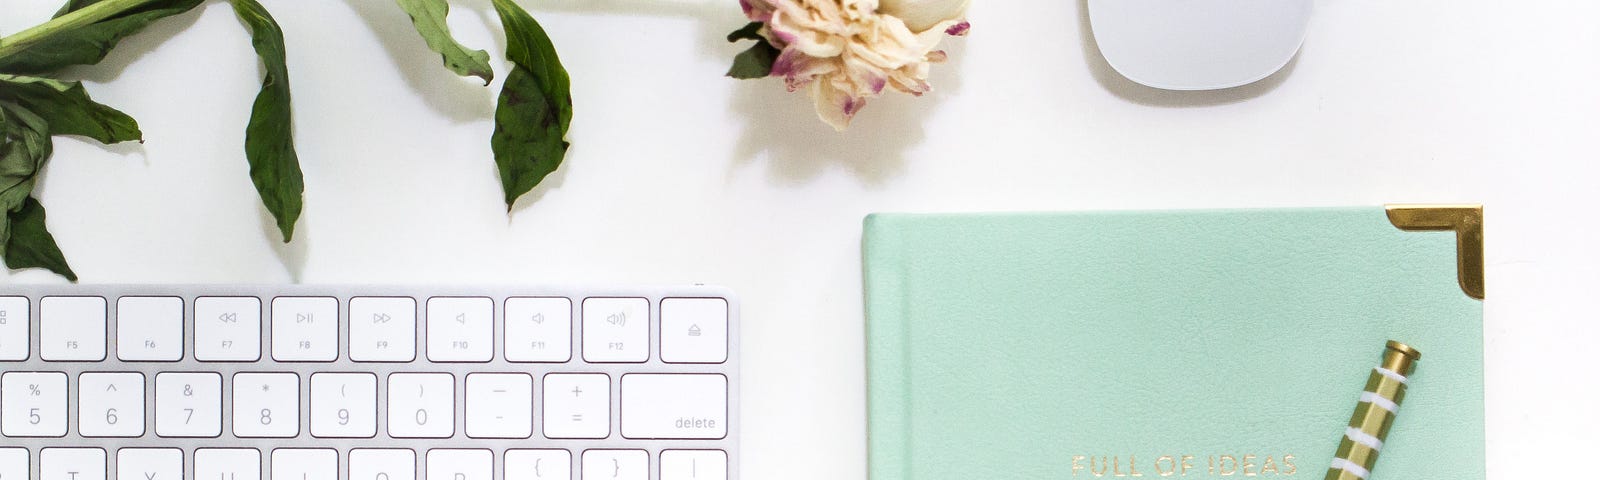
top-left (1386, 204), bottom-right (1484, 300)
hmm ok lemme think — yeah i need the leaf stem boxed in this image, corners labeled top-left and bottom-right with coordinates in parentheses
top-left (0, 0), bottom-right (163, 60)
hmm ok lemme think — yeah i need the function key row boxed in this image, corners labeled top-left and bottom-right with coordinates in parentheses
top-left (0, 296), bottom-right (729, 364)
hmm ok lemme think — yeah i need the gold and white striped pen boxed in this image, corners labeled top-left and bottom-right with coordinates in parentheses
top-left (1324, 341), bottom-right (1421, 480)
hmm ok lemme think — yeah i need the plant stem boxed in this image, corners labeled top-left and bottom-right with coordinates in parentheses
top-left (0, 0), bottom-right (163, 60)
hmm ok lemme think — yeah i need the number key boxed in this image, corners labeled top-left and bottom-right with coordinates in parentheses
top-left (387, 373), bottom-right (453, 438)
top-left (310, 373), bottom-right (376, 438)
top-left (1, 372), bottom-right (67, 437)
top-left (232, 373), bottom-right (299, 438)
top-left (155, 372), bottom-right (221, 437)
top-left (78, 372), bottom-right (145, 437)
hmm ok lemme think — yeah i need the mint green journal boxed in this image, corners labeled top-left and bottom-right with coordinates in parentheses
top-left (864, 207), bottom-right (1484, 480)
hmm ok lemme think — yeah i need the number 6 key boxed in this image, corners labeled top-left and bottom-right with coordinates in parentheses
top-left (78, 373), bottom-right (145, 437)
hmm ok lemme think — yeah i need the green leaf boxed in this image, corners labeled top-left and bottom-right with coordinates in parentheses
top-left (0, 103), bottom-right (52, 251)
top-left (0, 0), bottom-right (205, 75)
top-left (395, 0), bottom-right (495, 85)
top-left (725, 22), bottom-right (778, 79)
top-left (489, 0), bottom-right (572, 209)
top-left (727, 22), bottom-right (764, 42)
top-left (3, 196), bottom-right (77, 281)
top-left (228, 0), bottom-right (303, 242)
top-left (0, 74), bottom-right (141, 144)
top-left (727, 41), bottom-right (779, 79)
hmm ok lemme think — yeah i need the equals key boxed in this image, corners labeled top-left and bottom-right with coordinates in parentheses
top-left (544, 374), bottom-right (611, 439)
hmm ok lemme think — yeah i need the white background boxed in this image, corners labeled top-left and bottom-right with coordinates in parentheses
top-left (3, 0), bottom-right (1597, 477)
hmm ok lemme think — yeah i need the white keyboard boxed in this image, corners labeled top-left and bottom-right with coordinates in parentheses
top-left (0, 286), bottom-right (738, 480)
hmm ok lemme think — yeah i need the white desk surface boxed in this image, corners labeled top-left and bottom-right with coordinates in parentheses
top-left (4, 0), bottom-right (1596, 477)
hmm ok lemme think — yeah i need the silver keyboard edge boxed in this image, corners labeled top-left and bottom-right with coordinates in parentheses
top-left (0, 284), bottom-right (740, 480)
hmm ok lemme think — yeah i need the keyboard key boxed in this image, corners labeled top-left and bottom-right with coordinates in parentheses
top-left (349, 297), bottom-right (418, 362)
top-left (78, 372), bottom-right (146, 437)
top-left (505, 450), bottom-right (570, 480)
top-left (272, 297), bottom-right (339, 362)
top-left (581, 450), bottom-right (647, 480)
top-left (661, 450), bottom-right (728, 480)
top-left (155, 372), bottom-right (221, 437)
top-left (311, 373), bottom-right (377, 438)
top-left (465, 373), bottom-right (533, 438)
top-left (351, 449), bottom-right (416, 480)
top-left (116, 296), bottom-right (184, 361)
top-left (41, 448), bottom-right (105, 480)
top-left (621, 374), bottom-right (728, 440)
top-left (233, 373), bottom-right (300, 438)
top-left (0, 297), bottom-right (28, 361)
top-left (504, 297), bottom-right (572, 363)
top-left (0, 448), bottom-right (27, 480)
top-left (388, 373), bottom-right (454, 438)
top-left (427, 449), bottom-right (492, 480)
top-left (273, 449), bottom-right (337, 480)
top-left (40, 296), bottom-right (107, 361)
top-left (582, 298), bottom-right (649, 363)
top-left (660, 298), bottom-right (729, 364)
top-left (544, 373), bottom-right (610, 439)
top-left (196, 449), bottom-right (260, 480)
top-left (118, 448), bottom-right (183, 480)
top-left (2, 371), bottom-right (68, 437)
top-left (194, 297), bottom-right (262, 361)
top-left (426, 297), bottom-right (494, 362)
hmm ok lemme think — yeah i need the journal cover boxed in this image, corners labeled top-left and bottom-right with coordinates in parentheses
top-left (863, 207), bottom-right (1484, 480)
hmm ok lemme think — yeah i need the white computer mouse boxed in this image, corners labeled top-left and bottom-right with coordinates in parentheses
top-left (1087, 0), bottom-right (1314, 91)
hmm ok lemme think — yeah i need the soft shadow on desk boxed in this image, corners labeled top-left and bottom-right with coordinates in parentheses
top-left (729, 42), bottom-right (967, 186)
top-left (1075, 0), bottom-right (1297, 107)
top-left (63, 5), bottom-right (203, 85)
top-left (341, 0), bottom-right (496, 122)
top-left (517, 0), bottom-right (731, 60)
top-left (43, 3), bottom-right (206, 164)
top-left (260, 210), bottom-right (309, 282)
top-left (728, 85), bottom-right (915, 186)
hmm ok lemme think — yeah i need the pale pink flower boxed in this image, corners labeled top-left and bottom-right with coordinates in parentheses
top-left (742, 0), bottom-right (970, 130)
